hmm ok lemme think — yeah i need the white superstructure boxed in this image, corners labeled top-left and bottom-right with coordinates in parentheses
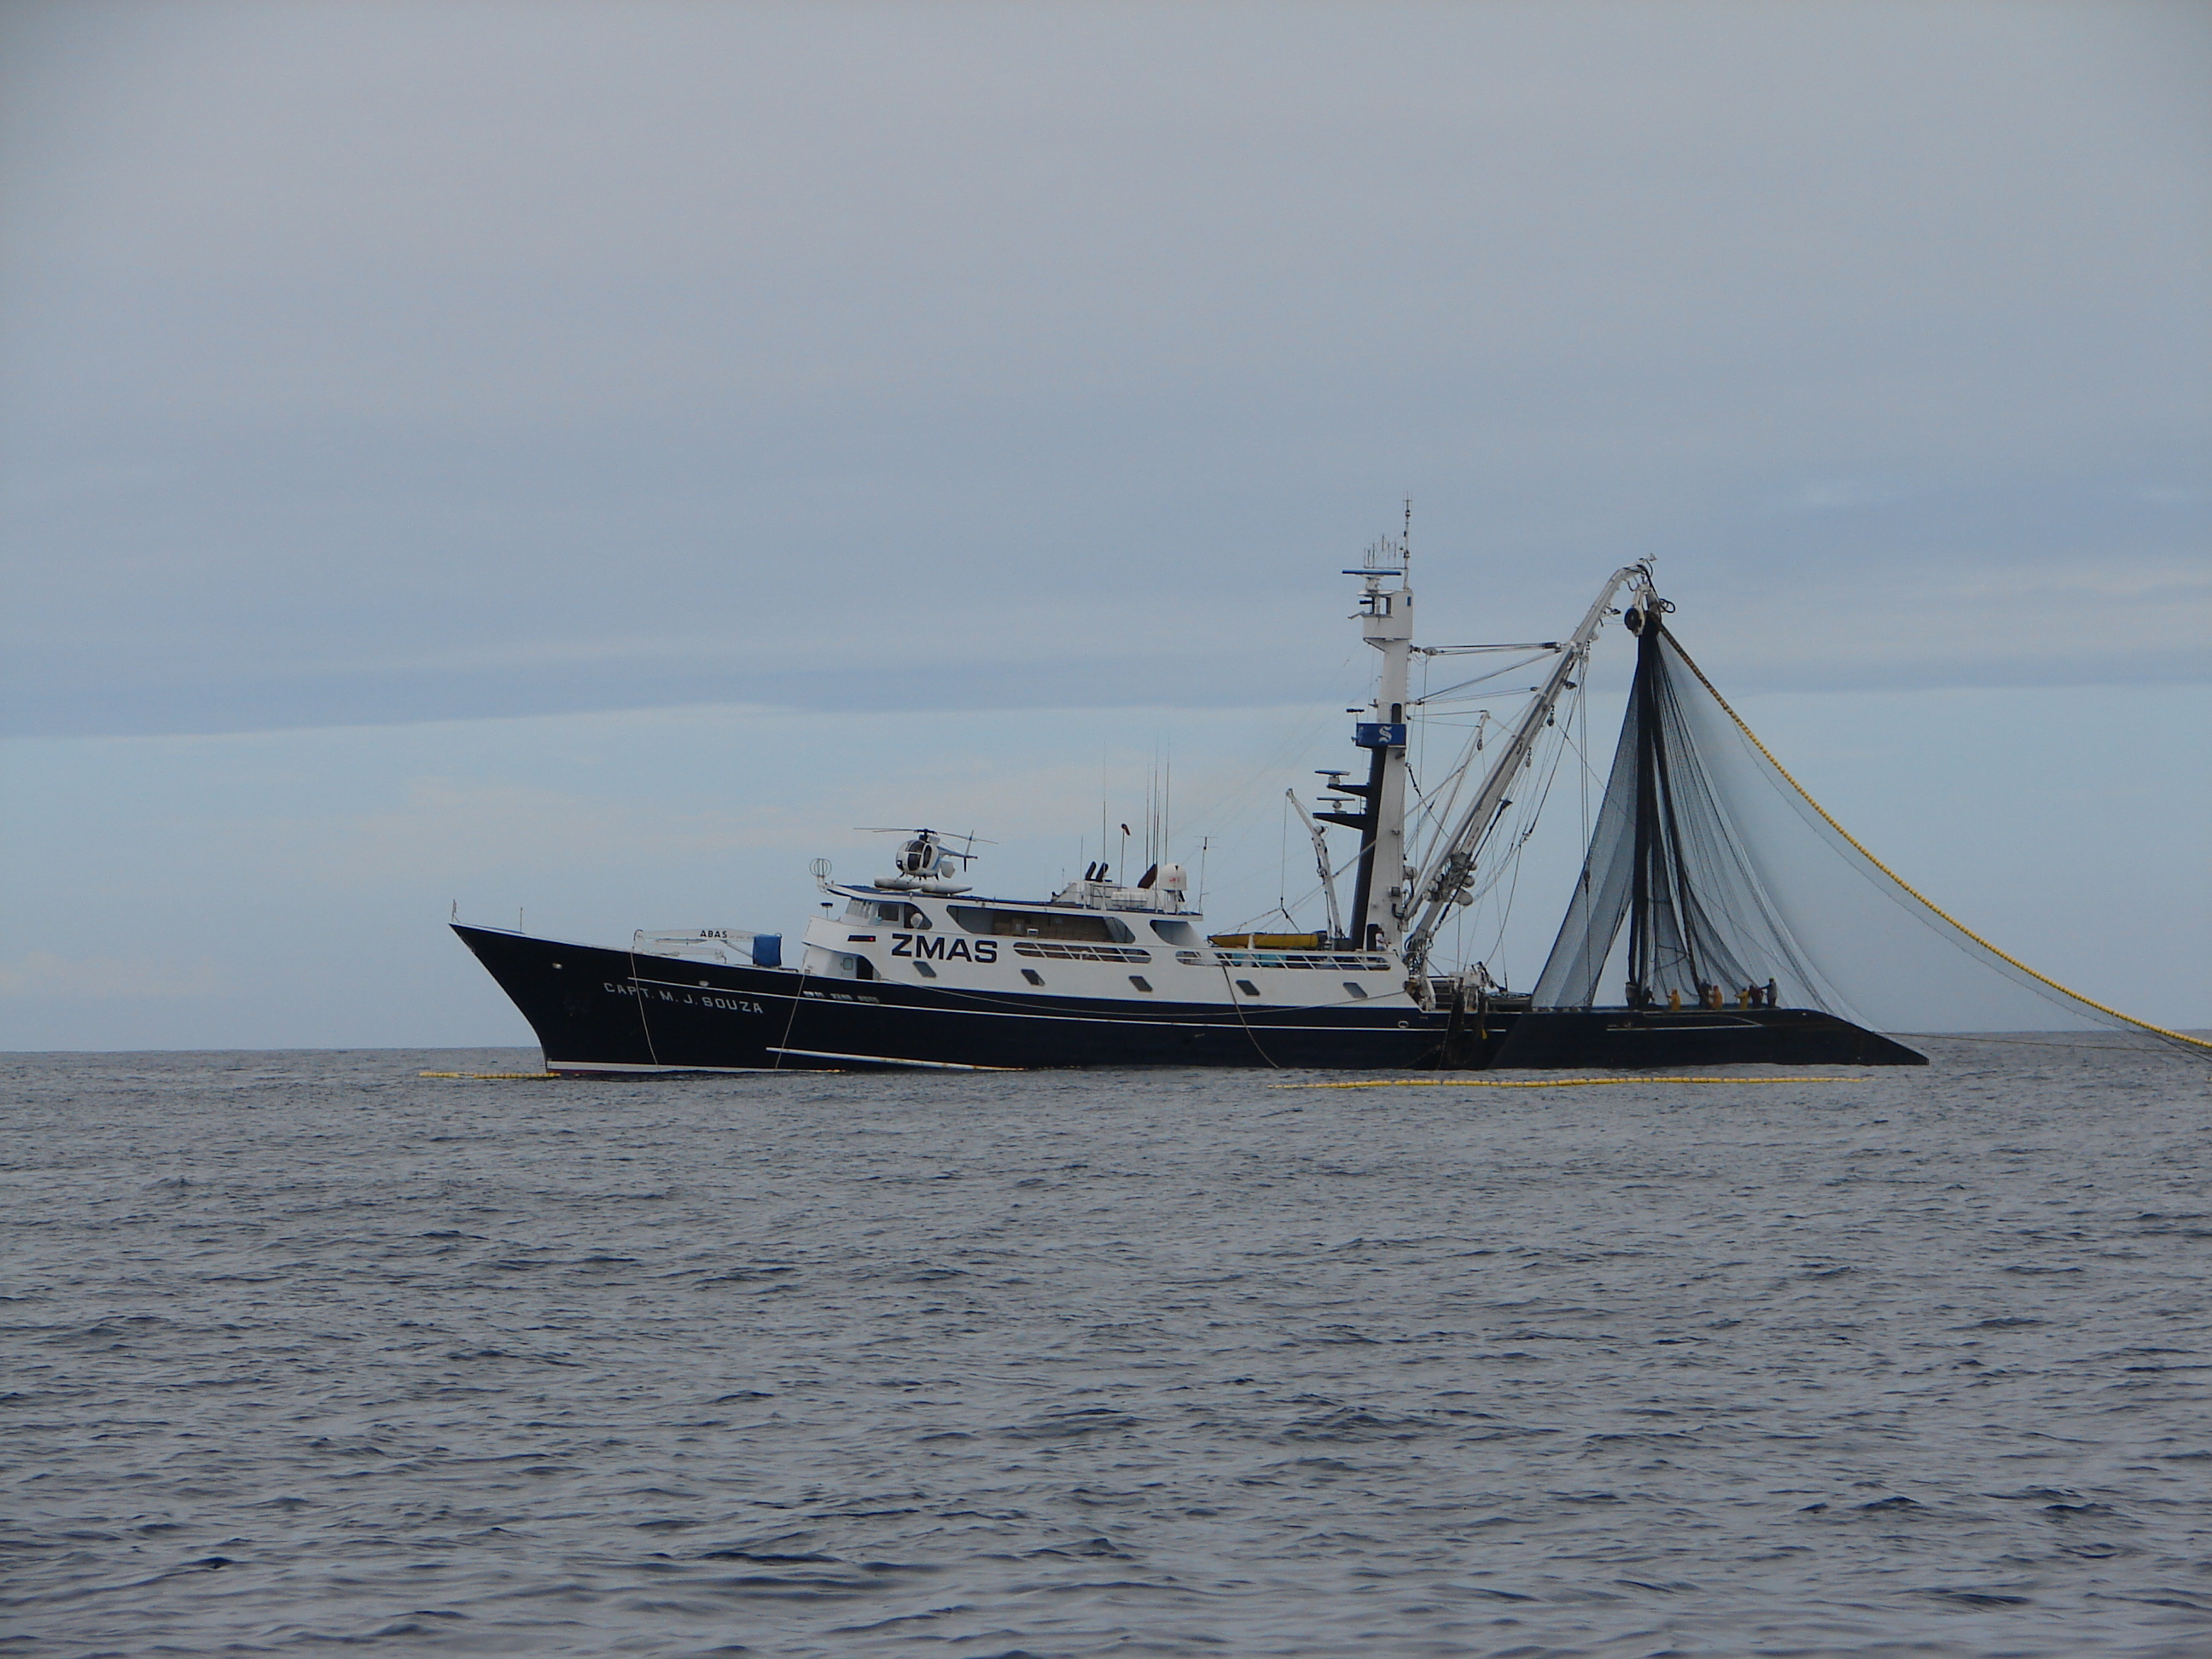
top-left (795, 833), bottom-right (1412, 1014)
top-left (684, 539), bottom-right (1658, 1023)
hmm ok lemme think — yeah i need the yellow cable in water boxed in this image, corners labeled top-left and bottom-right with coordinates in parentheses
top-left (1666, 634), bottom-right (2211, 1053)
top-left (1276, 1075), bottom-right (1853, 1089)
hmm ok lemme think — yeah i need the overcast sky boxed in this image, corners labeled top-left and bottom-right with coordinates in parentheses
top-left (2, 1), bottom-right (2206, 1046)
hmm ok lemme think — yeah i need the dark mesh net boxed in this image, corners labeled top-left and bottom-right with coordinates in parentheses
top-left (1532, 613), bottom-right (2208, 1054)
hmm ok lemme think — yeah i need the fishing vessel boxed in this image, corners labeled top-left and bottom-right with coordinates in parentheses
top-left (454, 533), bottom-right (1960, 1072)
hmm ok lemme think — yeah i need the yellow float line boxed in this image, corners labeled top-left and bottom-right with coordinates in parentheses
top-left (1276, 1075), bottom-right (1854, 1090)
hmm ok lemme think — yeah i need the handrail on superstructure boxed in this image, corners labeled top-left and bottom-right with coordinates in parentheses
top-left (1400, 563), bottom-right (1653, 985)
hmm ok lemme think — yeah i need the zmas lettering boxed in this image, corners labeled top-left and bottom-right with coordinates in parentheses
top-left (887, 934), bottom-right (993, 964)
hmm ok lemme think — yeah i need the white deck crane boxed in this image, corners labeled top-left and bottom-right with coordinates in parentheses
top-left (1287, 789), bottom-right (1347, 943)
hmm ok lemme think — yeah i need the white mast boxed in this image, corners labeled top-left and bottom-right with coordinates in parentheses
top-left (1345, 522), bottom-right (1414, 952)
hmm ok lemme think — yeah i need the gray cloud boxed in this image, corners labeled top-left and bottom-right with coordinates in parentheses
top-left (3, 0), bottom-right (2206, 736)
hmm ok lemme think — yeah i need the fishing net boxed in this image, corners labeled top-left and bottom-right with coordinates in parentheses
top-left (1532, 612), bottom-right (2208, 1052)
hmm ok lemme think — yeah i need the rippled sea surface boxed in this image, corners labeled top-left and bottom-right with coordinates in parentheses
top-left (4, 1043), bottom-right (2209, 1657)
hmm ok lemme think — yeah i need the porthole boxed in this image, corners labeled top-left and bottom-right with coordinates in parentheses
top-left (1237, 979), bottom-right (1260, 998)
top-left (915, 960), bottom-right (938, 978)
top-left (1021, 969), bottom-right (1045, 987)
top-left (1129, 975), bottom-right (1152, 992)
top-left (1342, 981), bottom-right (1368, 999)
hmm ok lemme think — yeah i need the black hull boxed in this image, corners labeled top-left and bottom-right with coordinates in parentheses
top-left (1487, 1007), bottom-right (1927, 1068)
top-left (453, 927), bottom-right (1924, 1073)
top-left (453, 925), bottom-right (1461, 1072)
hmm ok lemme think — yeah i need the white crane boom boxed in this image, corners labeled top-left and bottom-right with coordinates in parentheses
top-left (1401, 563), bottom-right (1654, 981)
top-left (1288, 789), bottom-right (1346, 943)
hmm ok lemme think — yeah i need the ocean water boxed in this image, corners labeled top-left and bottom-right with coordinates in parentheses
top-left (3, 1043), bottom-right (2209, 1658)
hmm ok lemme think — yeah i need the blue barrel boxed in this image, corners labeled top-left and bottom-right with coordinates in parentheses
top-left (750, 934), bottom-right (782, 969)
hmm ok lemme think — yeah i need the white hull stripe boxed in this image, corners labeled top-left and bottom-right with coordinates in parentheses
top-left (544, 1059), bottom-right (777, 1074)
top-left (765, 1046), bottom-right (1016, 1071)
top-left (544, 1051), bottom-right (1016, 1074)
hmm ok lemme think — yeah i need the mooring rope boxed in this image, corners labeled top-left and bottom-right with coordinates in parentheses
top-left (1220, 960), bottom-right (1284, 1069)
top-left (626, 945), bottom-right (665, 1068)
top-left (1665, 633), bottom-right (2210, 1054)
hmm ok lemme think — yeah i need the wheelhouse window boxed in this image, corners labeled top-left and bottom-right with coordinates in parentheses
top-left (947, 905), bottom-right (1132, 943)
top-left (848, 899), bottom-right (911, 924)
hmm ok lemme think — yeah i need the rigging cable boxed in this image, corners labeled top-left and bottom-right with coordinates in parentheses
top-left (769, 952), bottom-right (813, 1071)
top-left (1218, 959), bottom-right (1284, 1069)
top-left (1577, 657), bottom-right (1594, 992)
top-left (1412, 649), bottom-right (1563, 704)
top-left (625, 942), bottom-right (665, 1069)
top-left (1449, 677), bottom-right (1586, 975)
top-left (1668, 637), bottom-right (2210, 1054)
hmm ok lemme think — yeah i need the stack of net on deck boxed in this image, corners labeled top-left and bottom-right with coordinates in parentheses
top-left (1531, 613), bottom-right (2206, 1052)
